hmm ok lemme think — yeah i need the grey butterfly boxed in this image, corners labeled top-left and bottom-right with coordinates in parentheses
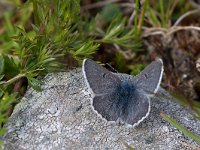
top-left (82, 59), bottom-right (163, 127)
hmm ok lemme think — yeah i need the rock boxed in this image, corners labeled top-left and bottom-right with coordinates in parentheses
top-left (2, 68), bottom-right (200, 150)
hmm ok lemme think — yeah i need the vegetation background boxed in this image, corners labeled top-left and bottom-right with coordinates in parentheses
top-left (0, 0), bottom-right (200, 146)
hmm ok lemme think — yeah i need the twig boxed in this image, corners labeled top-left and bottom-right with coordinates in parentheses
top-left (174, 9), bottom-right (200, 26)
top-left (142, 26), bottom-right (200, 38)
top-left (141, 27), bottom-right (167, 37)
top-left (142, 27), bottom-right (167, 32)
top-left (142, 31), bottom-right (166, 37)
top-left (128, 10), bottom-right (136, 27)
top-left (0, 74), bottom-right (26, 85)
top-left (166, 26), bottom-right (200, 37)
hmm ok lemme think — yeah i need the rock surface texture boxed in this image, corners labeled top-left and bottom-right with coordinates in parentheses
top-left (2, 68), bottom-right (200, 150)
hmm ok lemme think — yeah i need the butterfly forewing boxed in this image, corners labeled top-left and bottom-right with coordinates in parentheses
top-left (134, 59), bottom-right (163, 94)
top-left (83, 59), bottom-right (121, 95)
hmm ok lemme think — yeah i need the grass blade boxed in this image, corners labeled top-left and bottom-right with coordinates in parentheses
top-left (160, 112), bottom-right (200, 144)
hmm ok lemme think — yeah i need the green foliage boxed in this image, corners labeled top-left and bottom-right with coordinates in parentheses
top-left (0, 0), bottom-right (100, 90)
top-left (0, 93), bottom-right (16, 140)
top-left (0, 56), bottom-right (4, 75)
top-left (100, 4), bottom-right (121, 23)
top-left (72, 40), bottom-right (100, 60)
top-left (114, 53), bottom-right (127, 72)
top-left (92, 3), bottom-right (141, 50)
top-left (102, 17), bottom-right (135, 49)
top-left (2, 55), bottom-right (19, 79)
top-left (131, 0), bottom-right (148, 49)
top-left (146, 0), bottom-right (189, 28)
top-left (94, 15), bottom-right (137, 49)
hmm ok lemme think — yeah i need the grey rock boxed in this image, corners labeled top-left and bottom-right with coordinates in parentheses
top-left (2, 68), bottom-right (200, 150)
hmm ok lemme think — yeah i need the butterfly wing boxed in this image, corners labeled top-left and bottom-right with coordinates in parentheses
top-left (134, 59), bottom-right (163, 94)
top-left (92, 93), bottom-right (120, 121)
top-left (93, 89), bottom-right (150, 126)
top-left (82, 59), bottom-right (154, 126)
top-left (82, 59), bottom-right (121, 95)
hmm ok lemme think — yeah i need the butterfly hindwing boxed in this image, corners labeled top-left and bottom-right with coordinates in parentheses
top-left (93, 86), bottom-right (150, 126)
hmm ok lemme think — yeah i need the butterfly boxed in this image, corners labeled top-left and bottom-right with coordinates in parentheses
top-left (82, 59), bottom-right (163, 127)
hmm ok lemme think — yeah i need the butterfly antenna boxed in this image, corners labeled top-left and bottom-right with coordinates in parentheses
top-left (105, 63), bottom-right (118, 73)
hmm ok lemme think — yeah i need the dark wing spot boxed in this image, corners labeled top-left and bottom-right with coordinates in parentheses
top-left (102, 73), bottom-right (106, 78)
top-left (144, 73), bottom-right (148, 79)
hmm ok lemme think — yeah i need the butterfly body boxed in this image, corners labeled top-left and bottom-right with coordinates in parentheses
top-left (82, 59), bottom-right (163, 127)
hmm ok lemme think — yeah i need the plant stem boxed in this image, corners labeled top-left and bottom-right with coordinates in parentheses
top-left (32, 0), bottom-right (40, 26)
top-left (159, 0), bottom-right (165, 27)
top-left (0, 74), bottom-right (26, 86)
